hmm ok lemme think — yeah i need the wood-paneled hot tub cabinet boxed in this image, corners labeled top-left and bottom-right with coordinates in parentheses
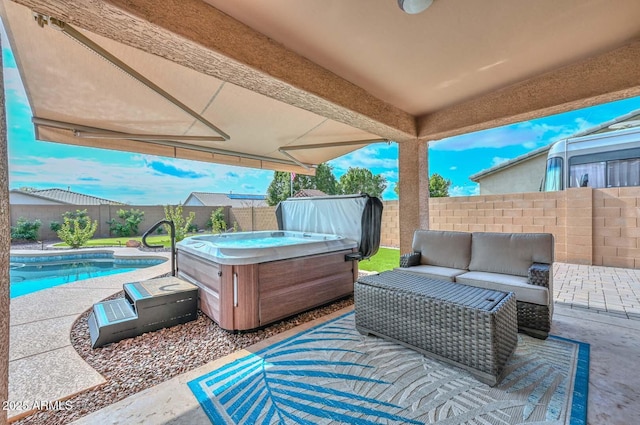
top-left (175, 194), bottom-right (383, 331)
top-left (177, 245), bottom-right (358, 331)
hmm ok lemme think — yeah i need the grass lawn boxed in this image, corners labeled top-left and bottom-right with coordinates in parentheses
top-left (358, 247), bottom-right (400, 273)
top-left (54, 235), bottom-right (178, 248)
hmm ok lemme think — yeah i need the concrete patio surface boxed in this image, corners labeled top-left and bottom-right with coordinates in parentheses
top-left (7, 248), bottom-right (171, 420)
top-left (7, 258), bottom-right (640, 424)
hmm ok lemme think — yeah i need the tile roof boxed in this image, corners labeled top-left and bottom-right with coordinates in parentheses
top-left (11, 188), bottom-right (124, 205)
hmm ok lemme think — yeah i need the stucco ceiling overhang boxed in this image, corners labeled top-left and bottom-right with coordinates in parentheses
top-left (3, 0), bottom-right (640, 173)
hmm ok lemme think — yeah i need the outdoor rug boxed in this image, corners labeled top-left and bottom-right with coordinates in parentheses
top-left (188, 312), bottom-right (589, 424)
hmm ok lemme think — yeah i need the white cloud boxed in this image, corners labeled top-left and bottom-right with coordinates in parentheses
top-left (449, 185), bottom-right (479, 197)
top-left (449, 166), bottom-right (457, 171)
top-left (380, 170), bottom-right (398, 180)
top-left (8, 155), bottom-right (274, 204)
top-left (329, 143), bottom-right (397, 174)
top-left (429, 118), bottom-right (600, 152)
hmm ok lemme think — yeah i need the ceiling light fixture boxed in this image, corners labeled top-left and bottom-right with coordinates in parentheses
top-left (398, 0), bottom-right (433, 14)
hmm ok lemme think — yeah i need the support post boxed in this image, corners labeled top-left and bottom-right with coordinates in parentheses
top-left (398, 139), bottom-right (429, 254)
top-left (0, 34), bottom-right (10, 425)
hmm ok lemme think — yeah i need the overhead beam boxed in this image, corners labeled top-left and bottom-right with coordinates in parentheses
top-left (11, 0), bottom-right (416, 142)
top-left (417, 40), bottom-right (640, 141)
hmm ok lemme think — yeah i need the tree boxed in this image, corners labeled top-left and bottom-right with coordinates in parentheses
top-left (265, 163), bottom-right (341, 206)
top-left (338, 167), bottom-right (387, 199)
top-left (208, 207), bottom-right (227, 234)
top-left (163, 204), bottom-right (195, 242)
top-left (392, 174), bottom-right (451, 198)
top-left (62, 209), bottom-right (91, 228)
top-left (266, 171), bottom-right (293, 206)
top-left (314, 163), bottom-right (339, 195)
top-left (429, 173), bottom-right (451, 197)
top-left (56, 215), bottom-right (98, 248)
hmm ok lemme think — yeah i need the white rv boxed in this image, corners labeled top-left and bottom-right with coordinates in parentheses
top-left (543, 123), bottom-right (640, 191)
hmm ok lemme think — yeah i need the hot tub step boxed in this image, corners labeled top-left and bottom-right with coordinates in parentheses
top-left (88, 277), bottom-right (198, 348)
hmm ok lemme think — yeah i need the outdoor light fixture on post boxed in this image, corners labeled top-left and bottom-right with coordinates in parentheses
top-left (398, 0), bottom-right (433, 14)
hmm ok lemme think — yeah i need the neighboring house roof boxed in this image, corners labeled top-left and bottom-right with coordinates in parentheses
top-left (293, 189), bottom-right (327, 198)
top-left (10, 188), bottom-right (124, 205)
top-left (469, 145), bottom-right (551, 182)
top-left (470, 108), bottom-right (640, 182)
top-left (184, 192), bottom-right (268, 208)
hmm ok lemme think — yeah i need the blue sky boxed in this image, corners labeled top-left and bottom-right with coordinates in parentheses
top-left (4, 27), bottom-right (640, 204)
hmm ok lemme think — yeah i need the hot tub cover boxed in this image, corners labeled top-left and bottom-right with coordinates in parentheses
top-left (276, 194), bottom-right (382, 259)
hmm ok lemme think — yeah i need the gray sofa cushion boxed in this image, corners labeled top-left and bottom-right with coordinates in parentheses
top-left (412, 230), bottom-right (472, 270)
top-left (468, 232), bottom-right (553, 277)
top-left (455, 271), bottom-right (550, 305)
top-left (396, 265), bottom-right (467, 282)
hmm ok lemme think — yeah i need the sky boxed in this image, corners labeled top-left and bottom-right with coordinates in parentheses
top-left (4, 27), bottom-right (640, 205)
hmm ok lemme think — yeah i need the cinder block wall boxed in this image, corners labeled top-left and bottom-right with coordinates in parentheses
top-left (428, 187), bottom-right (640, 268)
top-left (12, 188), bottom-right (640, 268)
top-left (10, 205), bottom-right (225, 239)
top-left (380, 201), bottom-right (399, 247)
top-left (230, 207), bottom-right (277, 231)
top-left (593, 187), bottom-right (640, 268)
top-left (429, 192), bottom-right (567, 262)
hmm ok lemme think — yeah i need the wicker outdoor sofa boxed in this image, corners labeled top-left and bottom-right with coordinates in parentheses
top-left (397, 230), bottom-right (554, 339)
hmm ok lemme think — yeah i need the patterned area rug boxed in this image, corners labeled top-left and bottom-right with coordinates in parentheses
top-left (189, 312), bottom-right (589, 424)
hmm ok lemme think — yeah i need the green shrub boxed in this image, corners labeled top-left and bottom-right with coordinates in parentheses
top-left (62, 209), bottom-right (90, 227)
top-left (56, 215), bottom-right (98, 248)
top-left (163, 204), bottom-right (195, 242)
top-left (11, 217), bottom-right (42, 241)
top-left (208, 207), bottom-right (227, 234)
top-left (107, 208), bottom-right (145, 237)
top-left (49, 221), bottom-right (62, 232)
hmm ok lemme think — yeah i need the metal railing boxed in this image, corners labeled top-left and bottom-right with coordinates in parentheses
top-left (142, 220), bottom-right (176, 276)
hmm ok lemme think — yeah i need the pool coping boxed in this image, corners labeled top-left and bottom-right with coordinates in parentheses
top-left (10, 247), bottom-right (169, 261)
top-left (7, 247), bottom-right (172, 420)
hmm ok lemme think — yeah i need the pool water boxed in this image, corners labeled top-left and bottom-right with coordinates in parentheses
top-left (211, 236), bottom-right (317, 249)
top-left (9, 257), bottom-right (166, 298)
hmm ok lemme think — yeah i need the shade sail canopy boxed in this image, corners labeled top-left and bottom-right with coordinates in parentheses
top-left (2, 0), bottom-right (640, 173)
top-left (1, 1), bottom-right (381, 175)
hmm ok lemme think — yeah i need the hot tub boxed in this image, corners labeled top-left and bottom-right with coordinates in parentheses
top-left (177, 231), bottom-right (356, 265)
top-left (176, 195), bottom-right (382, 331)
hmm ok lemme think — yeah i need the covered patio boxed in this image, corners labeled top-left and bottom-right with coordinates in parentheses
top-left (2, 0), bottom-right (640, 424)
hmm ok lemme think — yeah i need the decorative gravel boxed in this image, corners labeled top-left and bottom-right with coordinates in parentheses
top-left (13, 290), bottom-right (354, 425)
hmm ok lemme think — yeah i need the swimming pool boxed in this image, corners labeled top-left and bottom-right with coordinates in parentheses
top-left (9, 251), bottom-right (166, 298)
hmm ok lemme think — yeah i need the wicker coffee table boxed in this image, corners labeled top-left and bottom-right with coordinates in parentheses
top-left (355, 270), bottom-right (518, 386)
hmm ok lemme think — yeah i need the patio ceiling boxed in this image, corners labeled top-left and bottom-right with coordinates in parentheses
top-left (2, 0), bottom-right (640, 174)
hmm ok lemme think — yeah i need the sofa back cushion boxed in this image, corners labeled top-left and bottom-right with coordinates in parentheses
top-left (412, 230), bottom-right (472, 270)
top-left (468, 232), bottom-right (554, 277)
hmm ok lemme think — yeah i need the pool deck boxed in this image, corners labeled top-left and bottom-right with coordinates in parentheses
top-left (7, 247), bottom-right (172, 420)
top-left (6, 258), bottom-right (640, 423)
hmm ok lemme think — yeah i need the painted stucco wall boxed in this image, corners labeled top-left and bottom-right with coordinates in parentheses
top-left (8, 192), bottom-right (63, 205)
top-left (476, 154), bottom-right (548, 195)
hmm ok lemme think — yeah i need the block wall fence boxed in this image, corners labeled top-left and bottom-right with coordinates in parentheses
top-left (427, 187), bottom-right (640, 269)
top-left (9, 205), bottom-right (230, 240)
top-left (10, 187), bottom-right (640, 268)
